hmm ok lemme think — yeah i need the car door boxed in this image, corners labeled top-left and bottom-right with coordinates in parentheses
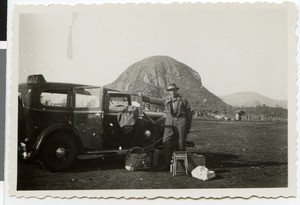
top-left (72, 86), bottom-right (104, 151)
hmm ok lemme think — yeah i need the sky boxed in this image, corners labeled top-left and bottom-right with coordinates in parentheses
top-left (18, 3), bottom-right (289, 100)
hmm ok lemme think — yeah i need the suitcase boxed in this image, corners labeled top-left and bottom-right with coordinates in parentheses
top-left (152, 149), bottom-right (165, 167)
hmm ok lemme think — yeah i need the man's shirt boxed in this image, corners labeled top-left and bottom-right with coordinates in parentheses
top-left (171, 97), bottom-right (179, 116)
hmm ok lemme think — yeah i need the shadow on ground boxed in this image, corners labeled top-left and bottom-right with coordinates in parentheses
top-left (65, 152), bottom-right (286, 173)
top-left (201, 152), bottom-right (287, 169)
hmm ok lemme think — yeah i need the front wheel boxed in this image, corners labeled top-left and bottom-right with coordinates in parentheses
top-left (40, 132), bottom-right (78, 172)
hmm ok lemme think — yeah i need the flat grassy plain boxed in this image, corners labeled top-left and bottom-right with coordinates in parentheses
top-left (17, 119), bottom-right (287, 190)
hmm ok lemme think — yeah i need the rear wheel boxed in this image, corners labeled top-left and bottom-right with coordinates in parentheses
top-left (40, 132), bottom-right (78, 172)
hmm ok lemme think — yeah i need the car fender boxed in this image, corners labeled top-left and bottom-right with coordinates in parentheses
top-left (32, 123), bottom-right (82, 158)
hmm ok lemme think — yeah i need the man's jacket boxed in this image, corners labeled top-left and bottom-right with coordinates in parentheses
top-left (141, 95), bottom-right (192, 131)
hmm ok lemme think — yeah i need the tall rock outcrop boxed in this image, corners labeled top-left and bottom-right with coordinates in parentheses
top-left (107, 56), bottom-right (228, 111)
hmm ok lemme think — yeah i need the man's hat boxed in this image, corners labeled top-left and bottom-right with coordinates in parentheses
top-left (166, 83), bottom-right (179, 91)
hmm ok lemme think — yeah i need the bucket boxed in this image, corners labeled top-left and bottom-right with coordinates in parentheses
top-left (125, 147), bottom-right (151, 171)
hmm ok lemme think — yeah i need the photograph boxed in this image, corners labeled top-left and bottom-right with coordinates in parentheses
top-left (8, 2), bottom-right (297, 199)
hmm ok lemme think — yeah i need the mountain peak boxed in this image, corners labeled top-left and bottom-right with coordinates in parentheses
top-left (107, 56), bottom-right (227, 111)
top-left (141, 55), bottom-right (175, 61)
top-left (137, 55), bottom-right (180, 65)
top-left (126, 55), bottom-right (202, 88)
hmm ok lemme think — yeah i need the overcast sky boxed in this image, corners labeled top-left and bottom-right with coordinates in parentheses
top-left (18, 3), bottom-right (289, 100)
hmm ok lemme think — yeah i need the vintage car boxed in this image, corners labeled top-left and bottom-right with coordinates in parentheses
top-left (18, 75), bottom-right (166, 171)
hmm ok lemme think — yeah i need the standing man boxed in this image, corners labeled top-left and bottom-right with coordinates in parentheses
top-left (138, 83), bottom-right (192, 170)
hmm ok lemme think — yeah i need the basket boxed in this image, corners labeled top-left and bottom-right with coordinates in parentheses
top-left (125, 147), bottom-right (151, 171)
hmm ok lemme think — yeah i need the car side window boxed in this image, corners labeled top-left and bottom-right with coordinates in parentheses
top-left (75, 88), bottom-right (100, 108)
top-left (108, 95), bottom-right (129, 111)
top-left (40, 92), bottom-right (68, 107)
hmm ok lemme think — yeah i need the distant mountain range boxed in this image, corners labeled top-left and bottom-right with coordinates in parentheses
top-left (106, 55), bottom-right (228, 111)
top-left (219, 92), bottom-right (287, 109)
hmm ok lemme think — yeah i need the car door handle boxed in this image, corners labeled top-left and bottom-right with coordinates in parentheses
top-left (95, 111), bottom-right (104, 118)
top-left (95, 113), bottom-right (101, 117)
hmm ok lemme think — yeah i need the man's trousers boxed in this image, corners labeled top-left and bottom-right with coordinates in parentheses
top-left (162, 117), bottom-right (187, 165)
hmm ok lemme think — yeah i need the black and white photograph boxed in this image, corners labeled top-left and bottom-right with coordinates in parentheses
top-left (7, 2), bottom-right (297, 199)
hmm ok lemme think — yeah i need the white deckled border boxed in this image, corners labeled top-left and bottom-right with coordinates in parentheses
top-left (4, 0), bottom-right (299, 201)
top-left (0, 41), bottom-right (6, 49)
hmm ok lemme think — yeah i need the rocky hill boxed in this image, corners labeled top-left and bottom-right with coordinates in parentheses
top-left (107, 56), bottom-right (228, 111)
top-left (220, 92), bottom-right (287, 109)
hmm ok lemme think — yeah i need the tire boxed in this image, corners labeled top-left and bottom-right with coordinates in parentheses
top-left (40, 132), bottom-right (78, 172)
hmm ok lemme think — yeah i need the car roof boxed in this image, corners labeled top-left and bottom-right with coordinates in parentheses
top-left (19, 81), bottom-right (88, 89)
top-left (18, 82), bottom-right (127, 94)
top-left (19, 75), bottom-right (128, 93)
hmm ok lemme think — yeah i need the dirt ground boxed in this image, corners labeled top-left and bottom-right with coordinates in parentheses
top-left (17, 119), bottom-right (287, 190)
